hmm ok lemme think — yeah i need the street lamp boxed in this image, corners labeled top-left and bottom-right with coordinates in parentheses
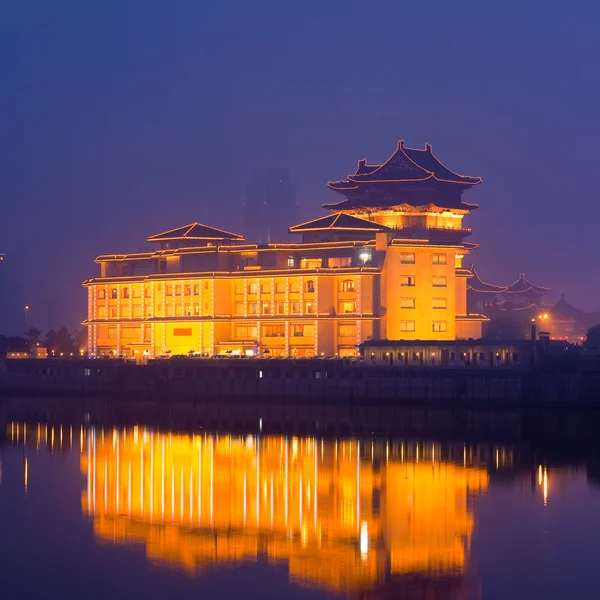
top-left (23, 305), bottom-right (29, 334)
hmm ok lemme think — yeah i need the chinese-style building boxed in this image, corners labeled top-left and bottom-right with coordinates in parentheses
top-left (83, 140), bottom-right (488, 358)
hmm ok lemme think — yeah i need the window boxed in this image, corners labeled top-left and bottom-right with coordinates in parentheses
top-left (122, 287), bottom-right (130, 299)
top-left (305, 280), bottom-right (315, 293)
top-left (287, 256), bottom-right (295, 267)
top-left (433, 253), bottom-right (447, 265)
top-left (433, 275), bottom-right (447, 287)
top-left (328, 256), bottom-right (352, 268)
top-left (235, 302), bottom-right (245, 315)
top-left (193, 304), bottom-right (200, 316)
top-left (290, 301), bottom-right (301, 314)
top-left (300, 258), bottom-right (322, 269)
top-left (401, 297), bottom-right (415, 309)
top-left (146, 305), bottom-right (152, 317)
top-left (289, 281), bottom-right (300, 293)
top-left (304, 300), bottom-right (315, 314)
top-left (400, 321), bottom-right (415, 332)
top-left (276, 300), bottom-right (286, 315)
top-left (204, 281), bottom-right (209, 289)
top-left (121, 305), bottom-right (130, 318)
top-left (184, 285), bottom-right (191, 296)
top-left (339, 300), bottom-right (356, 314)
top-left (432, 321), bottom-right (447, 332)
top-left (97, 288), bottom-right (106, 300)
top-left (110, 288), bottom-right (118, 299)
top-left (110, 306), bottom-right (118, 318)
top-left (275, 281), bottom-right (286, 293)
top-left (175, 305), bottom-right (183, 317)
top-left (262, 324), bottom-right (285, 337)
top-left (262, 302), bottom-right (272, 315)
top-left (339, 322), bottom-right (357, 337)
top-left (235, 282), bottom-right (245, 295)
top-left (261, 281), bottom-right (272, 294)
top-left (132, 304), bottom-right (142, 318)
top-left (97, 306), bottom-right (106, 318)
top-left (339, 280), bottom-right (355, 292)
top-left (166, 303), bottom-right (174, 317)
top-left (175, 284), bottom-right (182, 296)
top-left (400, 252), bottom-right (415, 264)
top-left (248, 282), bottom-right (259, 294)
top-left (166, 284), bottom-right (173, 296)
top-left (133, 287), bottom-right (142, 298)
top-left (193, 284), bottom-right (200, 295)
top-left (293, 324), bottom-right (315, 337)
top-left (236, 324), bottom-right (258, 338)
top-left (432, 297), bottom-right (447, 309)
top-left (400, 275), bottom-right (415, 287)
top-left (248, 302), bottom-right (258, 315)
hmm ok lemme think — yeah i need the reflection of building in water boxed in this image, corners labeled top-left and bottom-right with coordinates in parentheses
top-left (77, 428), bottom-right (493, 596)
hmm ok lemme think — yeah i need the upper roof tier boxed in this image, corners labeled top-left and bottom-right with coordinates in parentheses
top-left (503, 273), bottom-right (552, 295)
top-left (325, 140), bottom-right (481, 210)
top-left (147, 222), bottom-right (244, 243)
top-left (467, 266), bottom-right (508, 294)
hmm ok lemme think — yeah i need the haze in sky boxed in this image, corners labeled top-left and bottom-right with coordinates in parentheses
top-left (1, 0), bottom-right (598, 334)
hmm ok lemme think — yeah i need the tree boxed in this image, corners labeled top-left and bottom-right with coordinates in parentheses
top-left (44, 326), bottom-right (77, 356)
top-left (25, 326), bottom-right (42, 344)
top-left (585, 324), bottom-right (600, 352)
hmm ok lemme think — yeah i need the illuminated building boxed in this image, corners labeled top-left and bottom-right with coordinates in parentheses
top-left (83, 141), bottom-right (488, 358)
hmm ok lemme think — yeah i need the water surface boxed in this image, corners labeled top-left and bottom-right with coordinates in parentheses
top-left (1, 422), bottom-right (599, 599)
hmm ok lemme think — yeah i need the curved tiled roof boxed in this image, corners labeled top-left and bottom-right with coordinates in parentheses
top-left (467, 266), bottom-right (508, 293)
top-left (504, 273), bottom-right (552, 295)
top-left (148, 222), bottom-right (244, 242)
top-left (289, 212), bottom-right (388, 233)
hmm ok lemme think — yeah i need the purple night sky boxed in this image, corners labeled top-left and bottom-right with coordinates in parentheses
top-left (1, 0), bottom-right (598, 334)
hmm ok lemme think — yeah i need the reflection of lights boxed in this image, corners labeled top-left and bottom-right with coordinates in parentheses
top-left (538, 464), bottom-right (543, 486)
top-left (24, 457), bottom-right (28, 496)
top-left (543, 468), bottom-right (548, 506)
top-left (360, 521), bottom-right (368, 559)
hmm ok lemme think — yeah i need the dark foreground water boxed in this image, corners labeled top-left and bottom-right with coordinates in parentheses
top-left (1, 422), bottom-right (600, 600)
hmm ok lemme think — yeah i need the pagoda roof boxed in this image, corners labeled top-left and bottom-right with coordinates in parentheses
top-left (467, 266), bottom-right (508, 293)
top-left (289, 212), bottom-right (388, 233)
top-left (552, 295), bottom-right (585, 320)
top-left (327, 140), bottom-right (482, 191)
top-left (147, 222), bottom-right (244, 242)
top-left (504, 273), bottom-right (552, 295)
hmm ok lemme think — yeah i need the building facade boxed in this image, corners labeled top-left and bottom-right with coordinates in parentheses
top-left (83, 141), bottom-right (487, 359)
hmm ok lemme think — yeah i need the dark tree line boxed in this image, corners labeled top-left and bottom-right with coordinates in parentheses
top-left (0, 326), bottom-right (87, 356)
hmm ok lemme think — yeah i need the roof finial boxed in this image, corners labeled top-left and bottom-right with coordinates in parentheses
top-left (425, 142), bottom-right (432, 152)
top-left (398, 139), bottom-right (405, 149)
top-left (520, 272), bottom-right (526, 279)
top-left (358, 158), bottom-right (366, 166)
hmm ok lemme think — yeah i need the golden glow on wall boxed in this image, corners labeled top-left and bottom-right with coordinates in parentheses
top-left (73, 427), bottom-right (490, 595)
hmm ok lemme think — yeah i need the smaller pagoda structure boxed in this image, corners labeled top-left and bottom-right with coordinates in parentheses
top-left (501, 273), bottom-right (552, 310)
top-left (466, 266), bottom-right (507, 314)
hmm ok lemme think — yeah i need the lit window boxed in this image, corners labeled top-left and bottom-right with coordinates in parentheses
top-left (305, 301), bottom-right (315, 314)
top-left (339, 280), bottom-right (355, 292)
top-left (432, 297), bottom-right (447, 309)
top-left (306, 280), bottom-right (315, 293)
top-left (399, 321), bottom-right (415, 332)
top-left (175, 284), bottom-right (182, 296)
top-left (290, 301), bottom-right (301, 314)
top-left (328, 256), bottom-right (352, 268)
top-left (261, 281), bottom-right (272, 294)
top-left (300, 258), bottom-right (322, 269)
top-left (166, 284), bottom-right (173, 296)
top-left (339, 322), bottom-right (356, 337)
top-left (248, 302), bottom-right (258, 315)
top-left (401, 297), bottom-right (415, 309)
top-left (110, 306), bottom-right (118, 318)
top-left (110, 288), bottom-right (118, 299)
top-left (359, 250), bottom-right (372, 264)
top-left (121, 305), bottom-right (130, 318)
top-left (400, 275), bottom-right (415, 287)
top-left (249, 283), bottom-right (259, 295)
top-left (97, 306), bottom-right (106, 318)
top-left (433, 253), bottom-right (447, 265)
top-left (122, 288), bottom-right (130, 299)
top-left (97, 288), bottom-right (106, 300)
top-left (235, 283), bottom-right (245, 295)
top-left (400, 252), bottom-right (415, 264)
top-left (166, 304), bottom-right (174, 317)
top-left (290, 281), bottom-right (300, 293)
top-left (275, 281), bottom-right (286, 293)
top-left (193, 284), bottom-right (200, 295)
top-left (262, 324), bottom-right (285, 337)
top-left (338, 301), bottom-right (356, 314)
top-left (433, 275), bottom-right (447, 288)
top-left (132, 304), bottom-right (142, 318)
top-left (184, 285), bottom-right (191, 296)
top-left (262, 302), bottom-right (272, 315)
top-left (432, 321), bottom-right (447, 332)
top-left (133, 287), bottom-right (142, 298)
top-left (235, 302), bottom-right (245, 315)
top-left (276, 300), bottom-right (286, 315)
top-left (287, 256), bottom-right (295, 267)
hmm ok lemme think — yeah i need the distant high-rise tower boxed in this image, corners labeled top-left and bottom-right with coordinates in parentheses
top-left (243, 168), bottom-right (299, 243)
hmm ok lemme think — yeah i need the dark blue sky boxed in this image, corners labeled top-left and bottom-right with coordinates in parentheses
top-left (1, 0), bottom-right (598, 334)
